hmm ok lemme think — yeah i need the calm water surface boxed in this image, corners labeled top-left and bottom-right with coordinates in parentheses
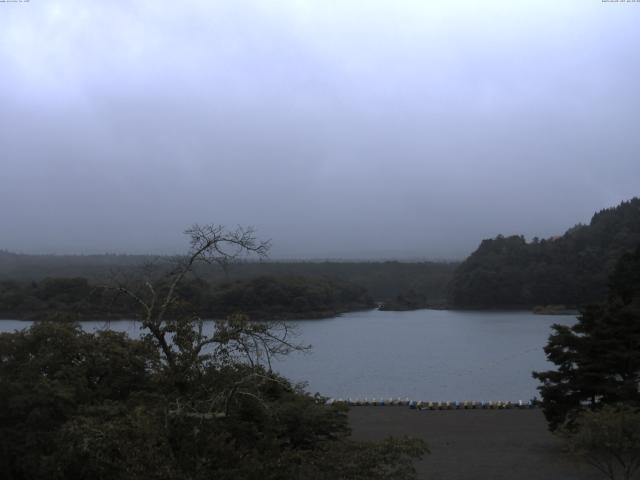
top-left (1, 309), bottom-right (574, 401)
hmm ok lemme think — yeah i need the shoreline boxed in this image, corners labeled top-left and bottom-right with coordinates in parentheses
top-left (0, 304), bottom-right (581, 321)
top-left (0, 305), bottom-right (375, 322)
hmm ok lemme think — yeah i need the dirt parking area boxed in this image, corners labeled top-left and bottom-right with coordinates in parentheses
top-left (349, 407), bottom-right (601, 480)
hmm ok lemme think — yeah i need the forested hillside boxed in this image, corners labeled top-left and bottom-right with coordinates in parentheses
top-left (449, 198), bottom-right (640, 308)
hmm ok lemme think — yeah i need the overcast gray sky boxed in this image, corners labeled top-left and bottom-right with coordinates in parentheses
top-left (1, 0), bottom-right (639, 259)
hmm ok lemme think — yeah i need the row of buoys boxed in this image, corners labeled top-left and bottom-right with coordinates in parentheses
top-left (325, 398), bottom-right (539, 409)
top-left (326, 398), bottom-right (411, 406)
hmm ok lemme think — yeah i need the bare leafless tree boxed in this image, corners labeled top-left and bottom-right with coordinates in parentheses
top-left (106, 224), bottom-right (305, 372)
top-left (103, 224), bottom-right (311, 418)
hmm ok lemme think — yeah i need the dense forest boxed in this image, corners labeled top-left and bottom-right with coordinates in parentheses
top-left (4, 198), bottom-right (639, 313)
top-left (0, 253), bottom-right (456, 307)
top-left (449, 198), bottom-right (640, 308)
top-left (0, 275), bottom-right (374, 321)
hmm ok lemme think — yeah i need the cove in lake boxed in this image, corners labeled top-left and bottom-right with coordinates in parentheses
top-left (0, 309), bottom-right (575, 401)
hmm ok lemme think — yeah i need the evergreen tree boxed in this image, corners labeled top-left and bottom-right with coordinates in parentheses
top-left (533, 245), bottom-right (640, 430)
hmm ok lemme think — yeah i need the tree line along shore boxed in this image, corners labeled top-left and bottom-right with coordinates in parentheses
top-left (1, 198), bottom-right (638, 318)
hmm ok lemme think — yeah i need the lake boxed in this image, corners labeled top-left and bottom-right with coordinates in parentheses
top-left (0, 309), bottom-right (574, 402)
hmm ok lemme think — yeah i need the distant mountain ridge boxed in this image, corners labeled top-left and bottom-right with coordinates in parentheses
top-left (448, 198), bottom-right (640, 308)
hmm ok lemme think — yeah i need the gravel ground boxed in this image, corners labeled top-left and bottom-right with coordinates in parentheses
top-left (349, 407), bottom-right (602, 480)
